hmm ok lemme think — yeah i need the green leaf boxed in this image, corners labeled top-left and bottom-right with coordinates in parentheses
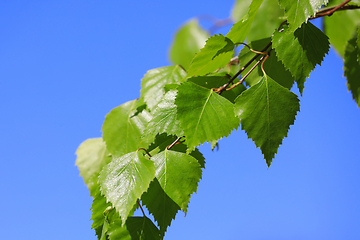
top-left (140, 66), bottom-right (187, 112)
top-left (234, 74), bottom-right (300, 166)
top-left (323, 0), bottom-right (360, 57)
top-left (102, 100), bottom-right (153, 157)
top-left (246, 0), bottom-right (284, 42)
top-left (344, 27), bottom-right (360, 107)
top-left (143, 90), bottom-right (184, 139)
top-left (231, 0), bottom-right (252, 22)
top-left (91, 190), bottom-right (112, 238)
top-left (75, 138), bottom-right (112, 196)
top-left (272, 22), bottom-right (329, 94)
top-left (126, 217), bottom-right (161, 240)
top-left (176, 81), bottom-right (240, 152)
top-left (141, 178), bottom-right (181, 237)
top-left (151, 148), bottom-right (202, 213)
top-left (187, 34), bottom-right (235, 77)
top-left (226, 0), bottom-right (264, 43)
top-left (107, 219), bottom-right (132, 240)
top-left (278, 0), bottom-right (328, 31)
top-left (189, 75), bottom-right (246, 103)
top-left (99, 150), bottom-right (155, 223)
top-left (169, 19), bottom-right (209, 70)
top-left (263, 50), bottom-right (294, 90)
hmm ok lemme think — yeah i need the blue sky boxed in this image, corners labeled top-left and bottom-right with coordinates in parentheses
top-left (0, 1), bottom-right (359, 239)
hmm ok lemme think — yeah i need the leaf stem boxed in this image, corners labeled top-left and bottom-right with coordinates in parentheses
top-left (137, 199), bottom-right (146, 217)
top-left (138, 148), bottom-right (152, 157)
top-left (167, 136), bottom-right (186, 150)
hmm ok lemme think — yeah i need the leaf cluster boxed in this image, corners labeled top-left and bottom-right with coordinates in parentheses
top-left (76, 0), bottom-right (360, 239)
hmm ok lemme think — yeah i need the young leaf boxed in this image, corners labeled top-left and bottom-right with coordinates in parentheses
top-left (169, 19), bottom-right (209, 70)
top-left (102, 100), bottom-right (152, 157)
top-left (176, 81), bottom-right (240, 152)
top-left (151, 148), bottom-right (202, 213)
top-left (323, 0), bottom-right (360, 58)
top-left (143, 90), bottom-right (184, 139)
top-left (278, 0), bottom-right (328, 31)
top-left (99, 150), bottom-right (155, 224)
top-left (234, 74), bottom-right (300, 166)
top-left (272, 22), bottom-right (329, 94)
top-left (226, 0), bottom-right (264, 43)
top-left (140, 65), bottom-right (187, 112)
top-left (75, 138), bottom-right (112, 196)
top-left (187, 34), bottom-right (234, 77)
top-left (141, 178), bottom-right (181, 237)
top-left (344, 27), bottom-right (360, 107)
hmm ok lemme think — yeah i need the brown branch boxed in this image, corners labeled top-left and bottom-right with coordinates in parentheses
top-left (215, 41), bottom-right (272, 94)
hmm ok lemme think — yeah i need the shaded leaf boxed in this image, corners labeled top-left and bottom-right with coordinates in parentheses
top-left (176, 81), bottom-right (240, 152)
top-left (234, 74), bottom-right (300, 166)
top-left (143, 90), bottom-right (184, 139)
top-left (278, 0), bottom-right (328, 31)
top-left (102, 100), bottom-right (153, 157)
top-left (169, 19), bottom-right (209, 70)
top-left (187, 34), bottom-right (234, 77)
top-left (140, 66), bottom-right (187, 112)
top-left (75, 138), bottom-right (112, 196)
top-left (152, 149), bottom-right (202, 213)
top-left (99, 150), bottom-right (155, 223)
top-left (344, 27), bottom-right (360, 107)
top-left (126, 217), bottom-right (161, 240)
top-left (141, 178), bottom-right (181, 237)
top-left (272, 22), bottom-right (329, 94)
top-left (227, 0), bottom-right (264, 43)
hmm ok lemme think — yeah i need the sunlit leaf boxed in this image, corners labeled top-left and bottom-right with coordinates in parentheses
top-left (235, 74), bottom-right (300, 166)
top-left (99, 150), bottom-right (155, 223)
top-left (75, 138), bottom-right (112, 195)
top-left (227, 0), bottom-right (264, 43)
top-left (187, 34), bottom-right (234, 77)
top-left (140, 66), bottom-right (187, 111)
top-left (102, 100), bottom-right (153, 156)
top-left (143, 90), bottom-right (184, 139)
top-left (278, 0), bottom-right (328, 31)
top-left (169, 19), bottom-right (209, 70)
top-left (176, 81), bottom-right (240, 152)
top-left (151, 149), bottom-right (202, 213)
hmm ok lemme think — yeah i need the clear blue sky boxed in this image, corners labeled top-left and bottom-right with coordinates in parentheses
top-left (1, 1), bottom-right (359, 239)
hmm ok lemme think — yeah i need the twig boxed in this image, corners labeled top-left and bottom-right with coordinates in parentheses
top-left (215, 41), bottom-right (272, 94)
